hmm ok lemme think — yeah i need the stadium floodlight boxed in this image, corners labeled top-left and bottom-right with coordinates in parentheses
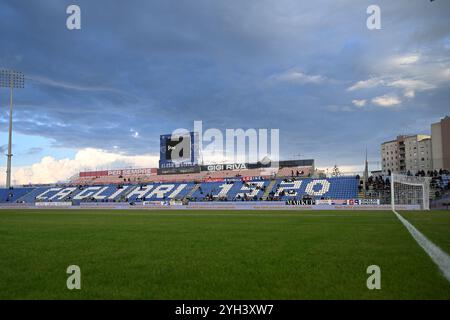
top-left (391, 173), bottom-right (431, 211)
top-left (0, 70), bottom-right (25, 189)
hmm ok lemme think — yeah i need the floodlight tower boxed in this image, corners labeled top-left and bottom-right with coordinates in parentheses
top-left (0, 70), bottom-right (25, 189)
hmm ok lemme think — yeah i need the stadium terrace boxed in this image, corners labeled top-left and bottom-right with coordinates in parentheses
top-left (0, 128), bottom-right (449, 210)
top-left (1, 158), bottom-right (448, 210)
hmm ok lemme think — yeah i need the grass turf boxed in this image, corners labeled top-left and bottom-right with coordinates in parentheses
top-left (0, 209), bottom-right (450, 299)
top-left (401, 210), bottom-right (450, 255)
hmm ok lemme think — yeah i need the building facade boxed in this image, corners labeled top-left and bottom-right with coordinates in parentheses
top-left (431, 116), bottom-right (450, 170)
top-left (381, 135), bottom-right (432, 175)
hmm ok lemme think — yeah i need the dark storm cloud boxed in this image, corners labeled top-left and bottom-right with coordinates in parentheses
top-left (0, 0), bottom-right (449, 166)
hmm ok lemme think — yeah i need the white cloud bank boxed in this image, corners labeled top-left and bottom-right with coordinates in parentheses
top-left (371, 95), bottom-right (402, 107)
top-left (347, 52), bottom-right (445, 105)
top-left (347, 77), bottom-right (384, 91)
top-left (391, 54), bottom-right (420, 66)
top-left (271, 68), bottom-right (325, 84)
top-left (0, 148), bottom-right (159, 186)
top-left (352, 99), bottom-right (366, 107)
top-left (347, 77), bottom-right (435, 93)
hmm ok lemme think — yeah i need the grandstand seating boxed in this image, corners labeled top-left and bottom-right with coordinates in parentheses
top-left (0, 176), bottom-right (360, 204)
top-left (0, 187), bottom-right (34, 203)
top-left (69, 166), bottom-right (311, 186)
top-left (438, 174), bottom-right (450, 189)
top-left (190, 180), bottom-right (271, 201)
top-left (7, 167), bottom-right (447, 206)
top-left (275, 166), bottom-right (313, 178)
top-left (72, 172), bottom-right (210, 185)
top-left (271, 176), bottom-right (359, 200)
top-left (125, 182), bottom-right (195, 202)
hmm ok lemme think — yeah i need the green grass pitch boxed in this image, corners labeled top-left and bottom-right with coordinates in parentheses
top-left (1, 209), bottom-right (450, 299)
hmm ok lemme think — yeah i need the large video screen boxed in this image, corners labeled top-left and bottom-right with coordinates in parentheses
top-left (159, 132), bottom-right (198, 168)
top-left (164, 135), bottom-right (191, 161)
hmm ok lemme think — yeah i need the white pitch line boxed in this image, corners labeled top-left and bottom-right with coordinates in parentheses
top-left (393, 210), bottom-right (450, 282)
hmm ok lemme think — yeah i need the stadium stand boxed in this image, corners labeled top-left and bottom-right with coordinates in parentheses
top-left (3, 165), bottom-right (446, 206)
top-left (189, 180), bottom-right (271, 201)
top-left (355, 169), bottom-right (450, 205)
top-left (0, 176), bottom-right (359, 204)
top-left (69, 165), bottom-right (312, 186)
top-left (268, 176), bottom-right (358, 201)
top-left (0, 187), bottom-right (34, 203)
top-left (275, 166), bottom-right (312, 178)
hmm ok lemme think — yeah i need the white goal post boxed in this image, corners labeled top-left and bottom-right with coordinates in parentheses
top-left (391, 173), bottom-right (431, 211)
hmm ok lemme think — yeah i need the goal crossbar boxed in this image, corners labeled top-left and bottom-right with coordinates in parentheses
top-left (391, 173), bottom-right (431, 211)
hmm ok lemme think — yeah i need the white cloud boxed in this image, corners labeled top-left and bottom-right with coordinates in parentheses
top-left (403, 89), bottom-right (415, 98)
top-left (391, 54), bottom-right (420, 65)
top-left (271, 69), bottom-right (325, 84)
top-left (327, 105), bottom-right (353, 113)
top-left (347, 77), bottom-right (383, 91)
top-left (341, 106), bottom-right (352, 112)
top-left (352, 99), bottom-right (366, 107)
top-left (371, 95), bottom-right (401, 107)
top-left (440, 68), bottom-right (450, 79)
top-left (387, 79), bottom-right (435, 91)
top-left (2, 148), bottom-right (159, 185)
top-left (130, 129), bottom-right (140, 138)
top-left (348, 76), bottom-right (435, 93)
top-left (348, 76), bottom-right (436, 103)
top-left (29, 74), bottom-right (126, 94)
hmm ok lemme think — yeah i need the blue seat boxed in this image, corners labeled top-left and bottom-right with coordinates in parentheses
top-left (0, 177), bottom-right (360, 203)
top-left (272, 177), bottom-right (359, 200)
top-left (0, 188), bottom-right (34, 203)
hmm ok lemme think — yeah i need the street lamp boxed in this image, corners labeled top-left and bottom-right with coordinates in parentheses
top-left (0, 70), bottom-right (25, 188)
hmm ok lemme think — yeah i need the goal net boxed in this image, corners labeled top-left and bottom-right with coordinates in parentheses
top-left (391, 173), bottom-right (431, 211)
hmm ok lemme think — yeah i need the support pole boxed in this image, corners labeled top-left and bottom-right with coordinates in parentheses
top-left (0, 70), bottom-right (24, 188)
top-left (6, 83), bottom-right (13, 189)
top-left (390, 173), bottom-right (395, 211)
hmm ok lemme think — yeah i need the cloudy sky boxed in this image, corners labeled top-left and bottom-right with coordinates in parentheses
top-left (0, 0), bottom-right (449, 184)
